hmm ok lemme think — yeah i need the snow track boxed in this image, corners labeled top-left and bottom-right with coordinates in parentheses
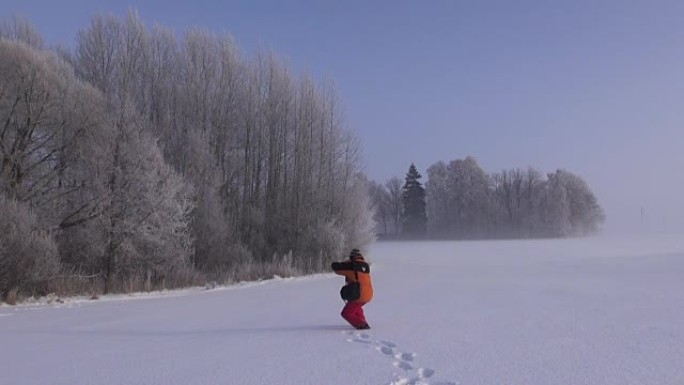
top-left (345, 330), bottom-right (457, 385)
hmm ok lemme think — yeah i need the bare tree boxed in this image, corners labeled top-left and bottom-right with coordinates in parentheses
top-left (426, 161), bottom-right (449, 237)
top-left (544, 169), bottom-right (604, 236)
top-left (368, 180), bottom-right (391, 236)
top-left (88, 107), bottom-right (194, 293)
top-left (428, 156), bottom-right (491, 239)
top-left (0, 16), bottom-right (44, 49)
top-left (385, 176), bottom-right (403, 236)
top-left (4, 11), bottom-right (374, 297)
top-left (75, 14), bottom-right (120, 94)
top-left (0, 194), bottom-right (59, 299)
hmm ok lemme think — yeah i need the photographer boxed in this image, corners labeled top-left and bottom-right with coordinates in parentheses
top-left (331, 249), bottom-right (373, 330)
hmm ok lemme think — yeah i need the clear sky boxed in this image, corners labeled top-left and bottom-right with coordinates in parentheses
top-left (3, 0), bottom-right (684, 233)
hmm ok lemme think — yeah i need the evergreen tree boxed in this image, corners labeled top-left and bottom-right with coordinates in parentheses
top-left (401, 163), bottom-right (427, 237)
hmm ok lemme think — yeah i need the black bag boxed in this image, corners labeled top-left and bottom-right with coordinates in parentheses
top-left (340, 282), bottom-right (360, 301)
top-left (340, 259), bottom-right (361, 301)
top-left (340, 260), bottom-right (361, 301)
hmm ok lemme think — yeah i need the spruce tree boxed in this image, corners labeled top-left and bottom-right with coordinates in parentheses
top-left (401, 163), bottom-right (427, 237)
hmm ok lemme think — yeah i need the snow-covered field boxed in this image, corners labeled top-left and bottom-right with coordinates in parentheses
top-left (2, 235), bottom-right (684, 385)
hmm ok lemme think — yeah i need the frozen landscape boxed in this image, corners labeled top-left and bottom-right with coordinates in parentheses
top-left (2, 234), bottom-right (684, 385)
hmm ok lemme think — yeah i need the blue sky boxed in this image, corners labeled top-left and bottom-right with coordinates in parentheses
top-left (3, 0), bottom-right (684, 232)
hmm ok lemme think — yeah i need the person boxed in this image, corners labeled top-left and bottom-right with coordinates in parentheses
top-left (331, 248), bottom-right (373, 330)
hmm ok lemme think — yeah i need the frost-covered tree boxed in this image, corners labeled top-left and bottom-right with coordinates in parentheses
top-left (0, 39), bottom-right (79, 204)
top-left (2, 33), bottom-right (195, 295)
top-left (92, 108), bottom-right (194, 293)
top-left (368, 176), bottom-right (405, 238)
top-left (368, 180), bottom-right (391, 236)
top-left (422, 155), bottom-right (603, 239)
top-left (448, 157), bottom-right (491, 238)
top-left (75, 13), bottom-right (120, 95)
top-left (0, 16), bottom-right (44, 49)
top-left (385, 177), bottom-right (403, 236)
top-left (2, 11), bottom-right (377, 297)
top-left (338, 173), bottom-right (376, 250)
top-left (539, 173), bottom-right (571, 237)
top-left (492, 169), bottom-right (525, 233)
top-left (491, 167), bottom-right (546, 237)
top-left (73, 11), bottom-right (372, 278)
top-left (425, 157), bottom-right (491, 239)
top-left (541, 169), bottom-right (604, 236)
top-left (0, 195), bottom-right (59, 300)
top-left (425, 161), bottom-right (450, 237)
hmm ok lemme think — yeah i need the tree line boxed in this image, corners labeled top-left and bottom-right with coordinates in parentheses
top-left (370, 158), bottom-right (604, 240)
top-left (0, 12), bottom-right (605, 303)
top-left (0, 13), bottom-right (374, 302)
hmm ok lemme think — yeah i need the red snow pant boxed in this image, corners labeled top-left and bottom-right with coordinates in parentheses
top-left (341, 301), bottom-right (367, 328)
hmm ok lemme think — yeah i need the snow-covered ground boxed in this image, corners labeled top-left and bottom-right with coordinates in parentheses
top-left (2, 234), bottom-right (684, 385)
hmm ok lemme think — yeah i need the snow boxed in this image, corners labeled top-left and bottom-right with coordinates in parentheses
top-left (2, 234), bottom-right (684, 385)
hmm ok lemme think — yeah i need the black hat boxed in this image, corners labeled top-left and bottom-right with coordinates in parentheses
top-left (350, 248), bottom-right (361, 258)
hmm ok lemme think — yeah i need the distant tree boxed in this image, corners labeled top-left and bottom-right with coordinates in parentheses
top-left (425, 161), bottom-right (450, 237)
top-left (423, 156), bottom-right (603, 239)
top-left (401, 163), bottom-right (427, 237)
top-left (520, 167), bottom-right (544, 236)
top-left (491, 167), bottom-right (546, 237)
top-left (338, 173), bottom-right (376, 250)
top-left (368, 180), bottom-right (391, 236)
top-left (544, 169), bottom-right (604, 236)
top-left (492, 169), bottom-right (523, 230)
top-left (539, 172), bottom-right (571, 237)
top-left (447, 157), bottom-right (491, 238)
top-left (386, 177), bottom-right (403, 236)
top-left (425, 157), bottom-right (490, 239)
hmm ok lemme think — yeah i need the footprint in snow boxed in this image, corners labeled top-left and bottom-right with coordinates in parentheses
top-left (418, 368), bottom-right (435, 378)
top-left (394, 360), bottom-right (413, 371)
top-left (381, 346), bottom-right (395, 355)
top-left (343, 330), bottom-right (456, 385)
top-left (345, 330), bottom-right (372, 344)
top-left (398, 352), bottom-right (416, 362)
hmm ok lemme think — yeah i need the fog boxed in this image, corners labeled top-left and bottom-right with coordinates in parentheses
top-left (3, 235), bottom-right (683, 385)
top-left (578, 130), bottom-right (684, 235)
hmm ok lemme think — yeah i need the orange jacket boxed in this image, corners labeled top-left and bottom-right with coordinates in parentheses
top-left (331, 255), bottom-right (373, 303)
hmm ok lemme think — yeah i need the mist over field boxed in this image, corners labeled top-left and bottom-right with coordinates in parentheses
top-left (2, 235), bottom-right (684, 385)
